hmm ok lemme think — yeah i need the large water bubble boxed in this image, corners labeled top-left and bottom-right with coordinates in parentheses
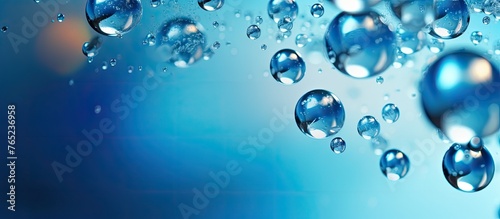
top-left (325, 11), bottom-right (396, 78)
top-left (270, 49), bottom-right (306, 84)
top-left (156, 17), bottom-right (207, 68)
top-left (267, 0), bottom-right (299, 23)
top-left (85, 0), bottom-right (143, 37)
top-left (420, 51), bottom-right (500, 143)
top-left (390, 0), bottom-right (435, 32)
top-left (332, 0), bottom-right (381, 13)
top-left (428, 0), bottom-right (470, 39)
top-left (295, 89), bottom-right (345, 139)
top-left (443, 141), bottom-right (495, 192)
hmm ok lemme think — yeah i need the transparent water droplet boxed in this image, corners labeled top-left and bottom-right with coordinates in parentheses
top-left (380, 149), bottom-right (410, 181)
top-left (295, 89), bottom-right (346, 139)
top-left (277, 16), bottom-right (293, 32)
top-left (110, 58), bottom-right (117, 67)
top-left (212, 41), bottom-right (221, 50)
top-left (427, 37), bottom-right (445, 53)
top-left (483, 16), bottom-right (491, 25)
top-left (94, 105), bottom-right (102, 114)
top-left (69, 79), bottom-right (74, 86)
top-left (357, 115), bottom-right (380, 140)
top-left (156, 17), bottom-right (207, 68)
top-left (150, 0), bottom-right (161, 8)
top-left (102, 61), bottom-right (108, 70)
top-left (128, 66), bottom-right (134, 73)
top-left (443, 143), bottom-right (495, 192)
top-left (246, 24), bottom-right (261, 40)
top-left (267, 0), bottom-right (298, 23)
top-left (334, 0), bottom-right (381, 13)
top-left (330, 137), bottom-right (346, 154)
top-left (82, 36), bottom-right (102, 58)
top-left (310, 3), bottom-right (324, 18)
top-left (470, 31), bottom-right (483, 45)
top-left (57, 13), bottom-right (65, 22)
top-left (198, 0), bottom-right (224, 11)
top-left (85, 0), bottom-right (143, 37)
top-left (1, 26), bottom-right (7, 33)
top-left (270, 49), bottom-right (306, 85)
top-left (144, 33), bottom-right (156, 46)
top-left (295, 34), bottom-right (311, 48)
top-left (212, 21), bottom-right (219, 28)
top-left (421, 51), bottom-right (500, 143)
top-left (428, 0), bottom-right (470, 39)
top-left (381, 103), bottom-right (400, 123)
top-left (261, 44), bottom-right (267, 50)
top-left (325, 11), bottom-right (395, 78)
top-left (376, 76), bottom-right (384, 84)
top-left (255, 16), bottom-right (263, 25)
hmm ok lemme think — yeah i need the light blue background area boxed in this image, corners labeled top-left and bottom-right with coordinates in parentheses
top-left (1, 0), bottom-right (500, 218)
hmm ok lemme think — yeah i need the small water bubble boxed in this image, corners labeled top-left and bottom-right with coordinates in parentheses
top-left (212, 21), bottom-right (219, 28)
top-left (151, 0), bottom-right (161, 7)
top-left (128, 66), bottom-right (134, 73)
top-left (310, 3), bottom-right (325, 18)
top-left (102, 61), bottom-right (108, 70)
top-left (110, 58), bottom-right (117, 67)
top-left (278, 16), bottom-right (293, 32)
top-left (255, 16), bottom-right (263, 25)
top-left (380, 149), bottom-right (410, 181)
top-left (261, 44), bottom-right (267, 50)
top-left (295, 34), bottom-right (311, 47)
top-left (69, 79), bottom-right (74, 86)
top-left (470, 31), bottom-right (483, 45)
top-left (1, 26), bottom-right (7, 33)
top-left (318, 68), bottom-right (323, 74)
top-left (94, 105), bottom-right (102, 114)
top-left (87, 57), bottom-right (93, 63)
top-left (381, 103), bottom-right (400, 123)
top-left (138, 66), bottom-right (142, 71)
top-left (57, 13), bottom-right (65, 22)
top-left (212, 41), bottom-right (221, 50)
top-left (483, 16), bottom-right (491, 25)
top-left (427, 37), bottom-right (445, 53)
top-left (376, 76), bottom-right (384, 84)
top-left (270, 49), bottom-right (306, 85)
top-left (357, 115), bottom-right (380, 140)
top-left (247, 25), bottom-right (261, 40)
top-left (198, 0), bottom-right (224, 11)
top-left (330, 137), bottom-right (346, 154)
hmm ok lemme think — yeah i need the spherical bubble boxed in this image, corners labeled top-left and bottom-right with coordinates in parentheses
top-left (85, 0), bottom-right (143, 37)
top-left (310, 3), bottom-right (324, 18)
top-left (325, 11), bottom-right (396, 79)
top-left (470, 31), bottom-right (483, 46)
top-left (270, 49), bottom-right (306, 85)
top-left (332, 0), bottom-right (381, 13)
top-left (382, 103), bottom-right (400, 123)
top-left (390, 0), bottom-right (435, 32)
top-left (267, 0), bottom-right (299, 23)
top-left (295, 89), bottom-right (345, 139)
top-left (1, 26), bottom-right (7, 33)
top-left (198, 0), bottom-right (224, 11)
top-left (376, 76), bottom-right (384, 84)
top-left (330, 137), bottom-right (346, 154)
top-left (420, 51), bottom-right (500, 144)
top-left (150, 0), bottom-right (161, 8)
top-left (247, 25), bottom-right (261, 40)
top-left (429, 0), bottom-right (469, 39)
top-left (277, 16), bottom-right (293, 32)
top-left (82, 36), bottom-right (102, 58)
top-left (396, 28), bottom-right (426, 55)
top-left (483, 16), bottom-right (491, 25)
top-left (442, 142), bottom-right (495, 192)
top-left (57, 13), bottom-right (65, 22)
top-left (357, 115), bottom-right (380, 140)
top-left (156, 17), bottom-right (207, 68)
top-left (380, 149), bottom-right (410, 181)
top-left (143, 33), bottom-right (156, 46)
top-left (427, 37), bottom-right (445, 54)
top-left (295, 34), bottom-right (311, 48)
top-left (255, 16), bottom-right (263, 25)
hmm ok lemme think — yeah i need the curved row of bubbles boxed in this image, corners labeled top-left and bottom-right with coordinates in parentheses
top-left (78, 0), bottom-right (500, 192)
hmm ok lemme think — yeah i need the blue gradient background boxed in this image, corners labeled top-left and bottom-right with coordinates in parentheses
top-left (1, 0), bottom-right (500, 218)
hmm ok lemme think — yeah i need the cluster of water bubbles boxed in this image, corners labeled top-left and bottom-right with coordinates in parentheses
top-left (75, 0), bottom-right (500, 192)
